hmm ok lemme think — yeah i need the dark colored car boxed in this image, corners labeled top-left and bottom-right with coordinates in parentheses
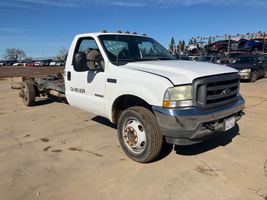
top-left (226, 55), bottom-right (267, 82)
top-left (239, 39), bottom-right (267, 52)
top-left (206, 40), bottom-right (237, 53)
top-left (197, 55), bottom-right (221, 63)
top-left (219, 52), bottom-right (252, 64)
top-left (5, 60), bottom-right (17, 66)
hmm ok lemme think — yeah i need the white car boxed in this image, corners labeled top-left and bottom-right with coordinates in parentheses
top-left (49, 61), bottom-right (56, 66)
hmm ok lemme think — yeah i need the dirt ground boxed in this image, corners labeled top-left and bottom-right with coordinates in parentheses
top-left (0, 76), bottom-right (266, 200)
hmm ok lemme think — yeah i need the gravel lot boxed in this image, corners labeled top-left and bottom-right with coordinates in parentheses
top-left (0, 76), bottom-right (266, 200)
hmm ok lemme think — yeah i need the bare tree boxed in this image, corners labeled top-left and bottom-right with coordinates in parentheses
top-left (56, 47), bottom-right (68, 60)
top-left (4, 48), bottom-right (26, 60)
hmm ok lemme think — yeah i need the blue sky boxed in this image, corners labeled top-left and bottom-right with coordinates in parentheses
top-left (1, 0), bottom-right (267, 58)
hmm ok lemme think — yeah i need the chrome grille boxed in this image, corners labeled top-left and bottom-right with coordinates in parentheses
top-left (193, 73), bottom-right (240, 109)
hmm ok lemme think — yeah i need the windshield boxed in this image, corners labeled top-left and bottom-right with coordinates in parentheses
top-left (99, 35), bottom-right (175, 65)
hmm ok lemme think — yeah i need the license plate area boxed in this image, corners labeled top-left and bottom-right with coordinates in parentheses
top-left (224, 116), bottom-right (236, 131)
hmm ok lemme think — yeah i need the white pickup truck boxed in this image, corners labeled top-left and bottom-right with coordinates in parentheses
top-left (19, 32), bottom-right (245, 162)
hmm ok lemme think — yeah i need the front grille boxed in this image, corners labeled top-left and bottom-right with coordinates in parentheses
top-left (193, 73), bottom-right (240, 109)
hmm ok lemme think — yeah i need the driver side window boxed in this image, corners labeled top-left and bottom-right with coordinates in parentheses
top-left (76, 38), bottom-right (103, 71)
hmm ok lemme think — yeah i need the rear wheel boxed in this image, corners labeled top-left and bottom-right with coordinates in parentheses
top-left (117, 106), bottom-right (163, 163)
top-left (21, 80), bottom-right (35, 106)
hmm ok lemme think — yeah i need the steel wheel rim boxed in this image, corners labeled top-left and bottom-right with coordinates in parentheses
top-left (123, 118), bottom-right (146, 154)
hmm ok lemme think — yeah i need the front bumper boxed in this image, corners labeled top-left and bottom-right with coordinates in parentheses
top-left (152, 96), bottom-right (245, 145)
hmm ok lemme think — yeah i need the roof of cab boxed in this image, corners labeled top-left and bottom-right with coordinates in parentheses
top-left (75, 32), bottom-right (147, 38)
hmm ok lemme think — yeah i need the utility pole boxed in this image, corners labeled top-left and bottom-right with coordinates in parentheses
top-left (263, 32), bottom-right (266, 53)
top-left (228, 35), bottom-right (231, 54)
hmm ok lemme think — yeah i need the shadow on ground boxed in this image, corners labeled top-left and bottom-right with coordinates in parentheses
top-left (34, 96), bottom-right (67, 106)
top-left (90, 116), bottom-right (240, 162)
top-left (174, 125), bottom-right (240, 156)
top-left (91, 116), bottom-right (117, 129)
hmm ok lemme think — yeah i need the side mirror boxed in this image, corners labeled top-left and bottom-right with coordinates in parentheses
top-left (73, 52), bottom-right (87, 72)
top-left (94, 56), bottom-right (105, 72)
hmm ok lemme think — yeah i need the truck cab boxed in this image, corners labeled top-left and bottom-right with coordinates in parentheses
top-left (64, 32), bottom-right (245, 162)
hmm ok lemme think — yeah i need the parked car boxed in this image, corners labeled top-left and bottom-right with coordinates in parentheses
top-left (205, 40), bottom-right (237, 53)
top-left (186, 44), bottom-right (200, 55)
top-left (13, 62), bottom-right (25, 66)
top-left (259, 55), bottom-right (267, 77)
top-left (43, 59), bottom-right (53, 66)
top-left (226, 55), bottom-right (266, 82)
top-left (219, 52), bottom-right (251, 65)
top-left (197, 55), bottom-right (221, 63)
top-left (25, 61), bottom-right (34, 67)
top-left (239, 39), bottom-right (267, 52)
top-left (55, 60), bottom-right (64, 66)
top-left (5, 60), bottom-right (17, 66)
top-left (49, 61), bottom-right (56, 66)
top-left (0, 61), bottom-right (4, 66)
top-left (34, 61), bottom-right (44, 67)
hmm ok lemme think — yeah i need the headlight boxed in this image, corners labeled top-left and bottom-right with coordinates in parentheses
top-left (239, 69), bottom-right (251, 73)
top-left (163, 85), bottom-right (193, 108)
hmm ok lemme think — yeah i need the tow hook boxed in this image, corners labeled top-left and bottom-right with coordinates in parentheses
top-left (204, 123), bottom-right (216, 131)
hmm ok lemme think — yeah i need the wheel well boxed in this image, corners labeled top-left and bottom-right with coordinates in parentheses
top-left (112, 95), bottom-right (152, 124)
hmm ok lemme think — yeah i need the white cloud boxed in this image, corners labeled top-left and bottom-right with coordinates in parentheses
top-left (110, 1), bottom-right (146, 7)
top-left (106, 0), bottom-right (267, 7)
top-left (17, 0), bottom-right (76, 8)
top-left (1, 0), bottom-right (266, 10)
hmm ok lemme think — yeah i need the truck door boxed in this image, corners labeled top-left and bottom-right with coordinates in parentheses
top-left (65, 37), bottom-right (106, 117)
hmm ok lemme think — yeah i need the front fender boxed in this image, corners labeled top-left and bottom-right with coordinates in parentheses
top-left (106, 83), bottom-right (167, 122)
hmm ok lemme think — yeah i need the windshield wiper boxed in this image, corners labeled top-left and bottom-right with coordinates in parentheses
top-left (154, 57), bottom-right (173, 60)
top-left (115, 57), bottom-right (173, 65)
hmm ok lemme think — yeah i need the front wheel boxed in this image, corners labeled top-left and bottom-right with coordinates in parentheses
top-left (117, 106), bottom-right (163, 163)
top-left (250, 72), bottom-right (257, 82)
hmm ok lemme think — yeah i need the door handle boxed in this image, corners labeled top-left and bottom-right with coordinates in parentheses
top-left (67, 71), bottom-right (71, 81)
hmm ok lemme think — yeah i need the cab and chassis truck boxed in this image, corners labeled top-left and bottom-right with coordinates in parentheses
top-left (19, 32), bottom-right (245, 163)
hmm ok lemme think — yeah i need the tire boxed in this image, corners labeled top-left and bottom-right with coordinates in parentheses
top-left (250, 72), bottom-right (257, 82)
top-left (117, 106), bottom-right (163, 163)
top-left (21, 80), bottom-right (35, 106)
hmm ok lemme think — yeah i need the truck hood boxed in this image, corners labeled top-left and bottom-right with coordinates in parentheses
top-left (125, 60), bottom-right (237, 85)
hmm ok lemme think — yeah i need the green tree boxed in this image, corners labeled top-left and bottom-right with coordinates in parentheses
top-left (177, 40), bottom-right (182, 52)
top-left (180, 40), bottom-right (185, 52)
top-left (169, 37), bottom-right (175, 52)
